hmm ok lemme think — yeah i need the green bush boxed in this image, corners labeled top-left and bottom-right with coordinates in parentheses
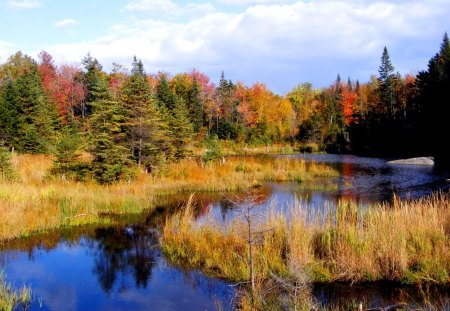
top-left (0, 147), bottom-right (15, 180)
top-left (203, 134), bottom-right (224, 163)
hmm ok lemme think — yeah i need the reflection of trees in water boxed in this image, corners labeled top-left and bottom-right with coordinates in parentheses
top-left (92, 225), bottom-right (158, 294)
top-left (313, 282), bottom-right (449, 309)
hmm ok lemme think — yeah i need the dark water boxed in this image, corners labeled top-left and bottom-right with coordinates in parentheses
top-left (1, 154), bottom-right (449, 310)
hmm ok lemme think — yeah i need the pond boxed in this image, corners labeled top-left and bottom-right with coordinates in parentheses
top-left (1, 154), bottom-right (449, 310)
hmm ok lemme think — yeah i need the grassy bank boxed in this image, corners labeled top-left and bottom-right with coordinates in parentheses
top-left (162, 193), bottom-right (450, 285)
top-left (0, 154), bottom-right (336, 241)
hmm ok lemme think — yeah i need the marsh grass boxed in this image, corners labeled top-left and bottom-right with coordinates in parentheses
top-left (0, 271), bottom-right (32, 311)
top-left (0, 154), bottom-right (336, 241)
top-left (162, 193), bottom-right (450, 285)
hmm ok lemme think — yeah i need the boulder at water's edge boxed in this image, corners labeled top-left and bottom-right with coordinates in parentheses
top-left (387, 157), bottom-right (434, 166)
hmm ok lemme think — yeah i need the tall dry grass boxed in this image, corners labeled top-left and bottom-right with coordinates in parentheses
top-left (162, 193), bottom-right (450, 285)
top-left (0, 154), bottom-right (336, 241)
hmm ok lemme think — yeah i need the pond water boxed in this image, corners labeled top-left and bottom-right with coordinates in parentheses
top-left (1, 154), bottom-right (449, 310)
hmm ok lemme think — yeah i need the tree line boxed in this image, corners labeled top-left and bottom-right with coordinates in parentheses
top-left (1, 33), bottom-right (449, 183)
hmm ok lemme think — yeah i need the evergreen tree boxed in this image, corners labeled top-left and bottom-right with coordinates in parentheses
top-left (0, 58), bottom-right (59, 154)
top-left (156, 74), bottom-right (193, 160)
top-left (0, 79), bottom-right (19, 145)
top-left (0, 146), bottom-right (15, 180)
top-left (378, 47), bottom-right (396, 116)
top-left (416, 33), bottom-right (450, 164)
top-left (156, 74), bottom-right (176, 110)
top-left (52, 122), bottom-right (88, 180)
top-left (170, 99), bottom-right (193, 159)
top-left (121, 57), bottom-right (168, 170)
top-left (89, 76), bottom-right (133, 184)
top-left (81, 53), bottom-right (104, 117)
top-left (189, 76), bottom-right (204, 132)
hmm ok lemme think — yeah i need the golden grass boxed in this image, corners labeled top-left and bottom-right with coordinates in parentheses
top-left (162, 193), bottom-right (450, 285)
top-left (154, 156), bottom-right (337, 194)
top-left (0, 271), bottom-right (32, 311)
top-left (0, 154), bottom-right (336, 241)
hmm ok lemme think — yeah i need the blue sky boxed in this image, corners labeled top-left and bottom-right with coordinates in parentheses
top-left (1, 0), bottom-right (449, 94)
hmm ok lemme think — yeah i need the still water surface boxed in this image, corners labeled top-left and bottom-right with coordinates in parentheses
top-left (1, 154), bottom-right (449, 310)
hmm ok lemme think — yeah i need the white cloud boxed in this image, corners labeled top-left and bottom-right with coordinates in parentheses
top-left (124, 0), bottom-right (215, 16)
top-left (218, 0), bottom-right (293, 4)
top-left (53, 19), bottom-right (77, 29)
top-left (125, 0), bottom-right (178, 13)
top-left (7, 0), bottom-right (41, 9)
top-left (42, 0), bottom-right (450, 92)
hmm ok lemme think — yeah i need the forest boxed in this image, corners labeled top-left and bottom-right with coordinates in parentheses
top-left (1, 33), bottom-right (449, 184)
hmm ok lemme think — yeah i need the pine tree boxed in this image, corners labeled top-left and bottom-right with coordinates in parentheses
top-left (0, 79), bottom-right (19, 145)
top-left (189, 76), bottom-right (204, 132)
top-left (378, 47), bottom-right (396, 116)
top-left (90, 76), bottom-right (133, 184)
top-left (416, 33), bottom-right (450, 164)
top-left (0, 146), bottom-right (15, 180)
top-left (156, 74), bottom-right (193, 160)
top-left (81, 53), bottom-right (104, 117)
top-left (157, 74), bottom-right (176, 110)
top-left (52, 122), bottom-right (86, 180)
top-left (121, 57), bottom-right (168, 170)
top-left (170, 99), bottom-right (193, 159)
top-left (1, 60), bottom-right (60, 154)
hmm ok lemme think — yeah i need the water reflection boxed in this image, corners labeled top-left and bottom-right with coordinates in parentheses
top-left (92, 225), bottom-right (157, 292)
top-left (154, 154), bottom-right (450, 224)
top-left (1, 154), bottom-right (449, 310)
top-left (1, 219), bottom-right (234, 311)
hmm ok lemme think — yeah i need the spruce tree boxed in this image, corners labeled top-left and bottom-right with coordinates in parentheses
top-left (121, 57), bottom-right (168, 171)
top-left (81, 53), bottom-right (104, 117)
top-left (170, 99), bottom-right (193, 159)
top-left (0, 60), bottom-right (60, 154)
top-left (89, 76), bottom-right (133, 184)
top-left (0, 146), bottom-right (15, 180)
top-left (188, 76), bottom-right (204, 132)
top-left (416, 33), bottom-right (450, 164)
top-left (52, 123), bottom-right (86, 180)
top-left (378, 47), bottom-right (396, 116)
top-left (156, 74), bottom-right (193, 160)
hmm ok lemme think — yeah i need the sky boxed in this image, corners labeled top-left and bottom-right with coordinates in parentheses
top-left (0, 0), bottom-right (449, 94)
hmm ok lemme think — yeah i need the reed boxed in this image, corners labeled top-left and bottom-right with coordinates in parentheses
top-left (0, 271), bottom-right (32, 311)
top-left (162, 193), bottom-right (450, 285)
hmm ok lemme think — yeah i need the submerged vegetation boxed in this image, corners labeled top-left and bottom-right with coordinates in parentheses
top-left (162, 193), bottom-right (450, 286)
top-left (0, 153), bottom-right (336, 241)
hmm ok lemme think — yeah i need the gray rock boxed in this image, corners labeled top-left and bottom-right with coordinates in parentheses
top-left (387, 157), bottom-right (434, 166)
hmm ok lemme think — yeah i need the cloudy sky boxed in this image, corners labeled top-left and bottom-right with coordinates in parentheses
top-left (0, 0), bottom-right (449, 93)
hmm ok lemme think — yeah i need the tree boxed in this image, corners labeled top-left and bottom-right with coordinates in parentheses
top-left (89, 76), bottom-right (133, 184)
top-left (0, 146), bottom-right (15, 180)
top-left (51, 122), bottom-right (87, 180)
top-left (0, 53), bottom-right (60, 154)
top-left (188, 76), bottom-right (204, 132)
top-left (156, 74), bottom-right (193, 160)
top-left (416, 33), bottom-right (450, 164)
top-left (378, 47), bottom-right (396, 116)
top-left (80, 53), bottom-right (104, 117)
top-left (121, 57), bottom-right (168, 170)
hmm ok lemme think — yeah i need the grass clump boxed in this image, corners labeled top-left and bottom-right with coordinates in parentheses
top-left (162, 193), bottom-right (450, 285)
top-left (0, 272), bottom-right (32, 311)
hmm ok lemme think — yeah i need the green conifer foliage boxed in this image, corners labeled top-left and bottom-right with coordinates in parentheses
top-left (89, 76), bottom-right (134, 184)
top-left (121, 57), bottom-right (168, 171)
